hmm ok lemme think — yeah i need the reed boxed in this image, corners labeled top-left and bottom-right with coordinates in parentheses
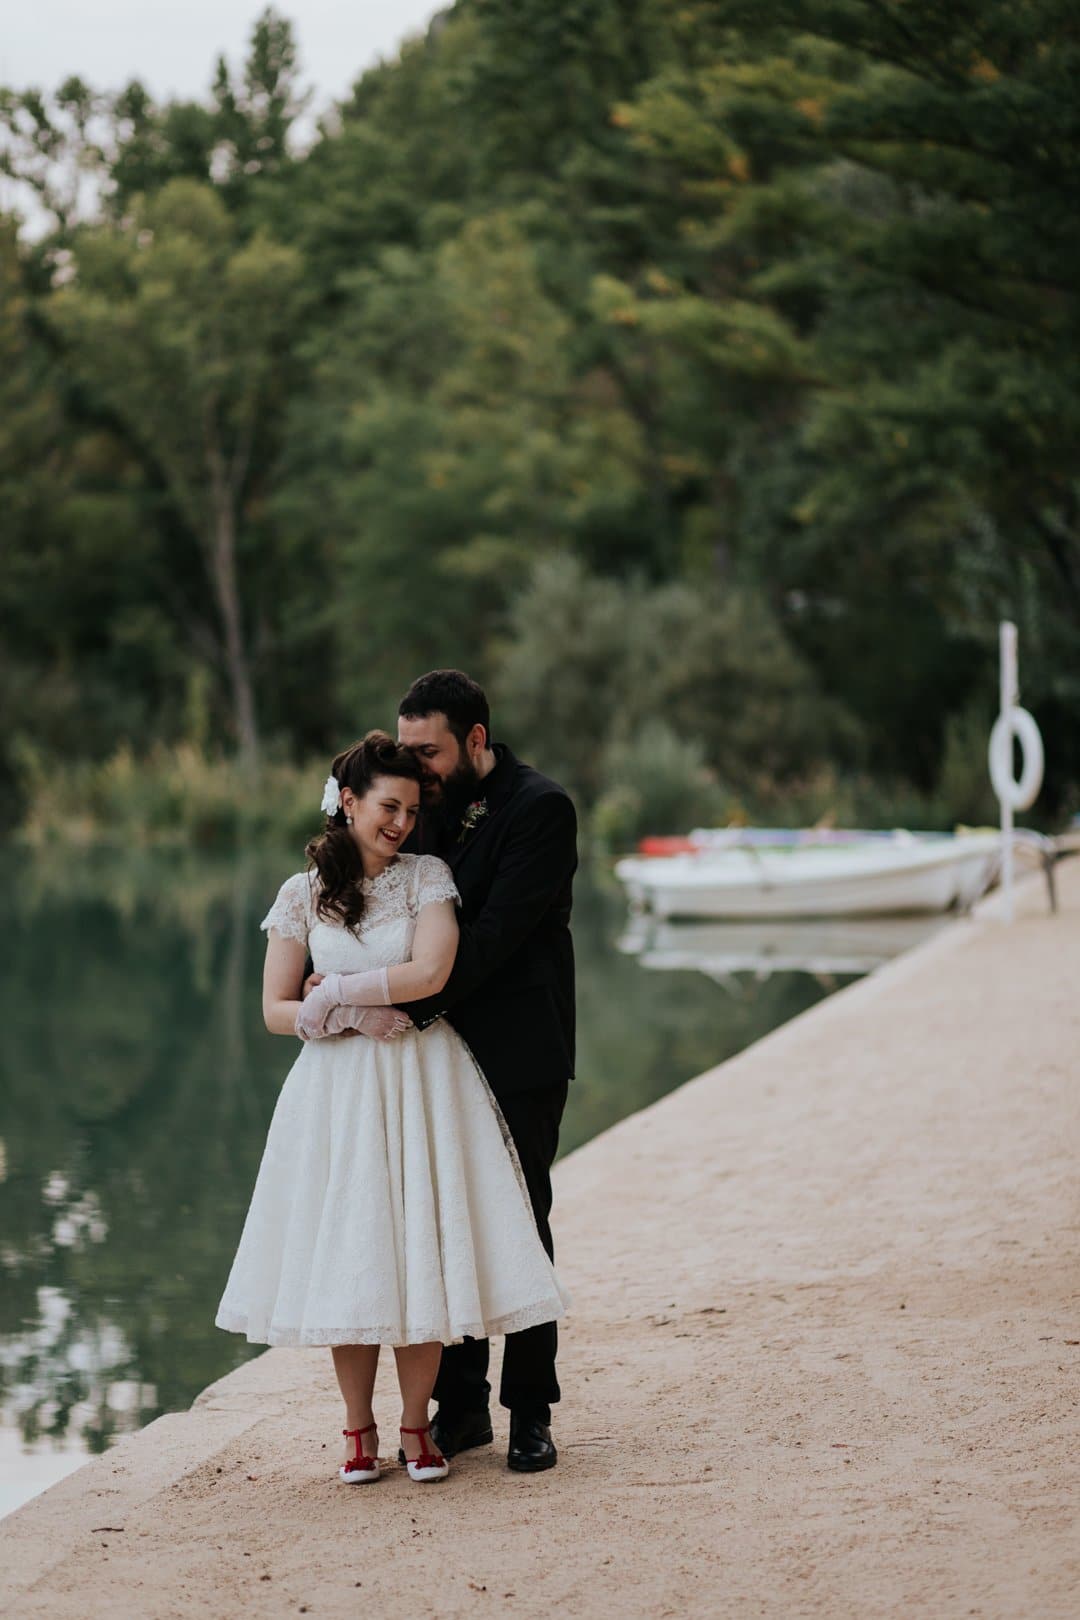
top-left (14, 741), bottom-right (322, 851)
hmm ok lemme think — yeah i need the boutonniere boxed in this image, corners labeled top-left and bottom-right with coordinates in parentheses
top-left (458, 799), bottom-right (489, 842)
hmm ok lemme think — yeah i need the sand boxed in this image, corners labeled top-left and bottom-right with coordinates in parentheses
top-left (3, 863), bottom-right (1078, 1619)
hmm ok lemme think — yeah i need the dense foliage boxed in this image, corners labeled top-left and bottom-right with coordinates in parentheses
top-left (2, 1), bottom-right (1077, 835)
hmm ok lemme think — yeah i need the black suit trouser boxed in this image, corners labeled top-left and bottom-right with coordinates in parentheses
top-left (433, 1077), bottom-right (569, 1422)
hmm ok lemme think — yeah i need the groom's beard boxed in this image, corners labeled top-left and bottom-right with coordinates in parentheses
top-left (432, 758), bottom-right (485, 825)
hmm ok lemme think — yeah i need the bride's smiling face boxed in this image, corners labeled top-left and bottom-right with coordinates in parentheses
top-left (342, 773), bottom-right (420, 864)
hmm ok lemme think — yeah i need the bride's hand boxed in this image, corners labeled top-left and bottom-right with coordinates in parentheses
top-left (302, 971), bottom-right (324, 1000)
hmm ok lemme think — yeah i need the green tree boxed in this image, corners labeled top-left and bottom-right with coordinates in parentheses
top-left (280, 213), bottom-right (643, 721)
top-left (4, 1), bottom-right (1079, 827)
top-left (50, 181), bottom-right (304, 762)
top-left (496, 554), bottom-right (854, 804)
top-left (0, 218), bottom-right (188, 808)
top-left (1, 10), bottom-right (306, 235)
top-left (613, 0), bottom-right (1080, 789)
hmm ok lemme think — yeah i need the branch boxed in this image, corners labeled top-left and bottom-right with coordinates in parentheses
top-left (228, 407), bottom-right (256, 502)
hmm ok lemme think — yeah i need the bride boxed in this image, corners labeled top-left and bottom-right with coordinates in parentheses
top-left (215, 730), bottom-right (568, 1485)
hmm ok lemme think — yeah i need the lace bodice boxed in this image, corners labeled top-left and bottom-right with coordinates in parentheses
top-left (260, 855), bottom-right (460, 975)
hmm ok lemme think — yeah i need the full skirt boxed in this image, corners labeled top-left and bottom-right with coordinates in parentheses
top-left (215, 1022), bottom-right (569, 1347)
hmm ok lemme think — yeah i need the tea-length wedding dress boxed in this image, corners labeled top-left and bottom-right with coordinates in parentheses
top-left (215, 854), bottom-right (569, 1346)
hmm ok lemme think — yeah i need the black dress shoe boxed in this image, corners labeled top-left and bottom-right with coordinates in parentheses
top-left (396, 1408), bottom-right (492, 1464)
top-left (507, 1413), bottom-right (557, 1473)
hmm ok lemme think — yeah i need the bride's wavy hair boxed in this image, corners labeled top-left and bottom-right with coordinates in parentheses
top-left (305, 730), bottom-right (424, 934)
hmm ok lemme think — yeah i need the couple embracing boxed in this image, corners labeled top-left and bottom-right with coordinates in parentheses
top-left (215, 670), bottom-right (576, 1485)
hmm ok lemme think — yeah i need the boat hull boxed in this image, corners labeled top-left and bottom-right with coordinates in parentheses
top-left (615, 836), bottom-right (999, 920)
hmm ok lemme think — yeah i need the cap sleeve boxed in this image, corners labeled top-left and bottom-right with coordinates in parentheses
top-left (413, 855), bottom-right (460, 911)
top-left (260, 871), bottom-right (315, 945)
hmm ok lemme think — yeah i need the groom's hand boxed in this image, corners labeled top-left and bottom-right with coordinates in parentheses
top-left (355, 1007), bottom-right (412, 1041)
top-left (314, 1005), bottom-right (412, 1041)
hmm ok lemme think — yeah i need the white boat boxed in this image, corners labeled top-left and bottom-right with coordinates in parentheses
top-left (614, 830), bottom-right (1001, 919)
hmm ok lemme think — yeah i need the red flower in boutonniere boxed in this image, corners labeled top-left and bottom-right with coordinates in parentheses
top-left (458, 799), bottom-right (489, 843)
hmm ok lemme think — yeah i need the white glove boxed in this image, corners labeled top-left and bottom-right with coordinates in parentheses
top-left (321, 1005), bottom-right (411, 1041)
top-left (295, 967), bottom-right (392, 1040)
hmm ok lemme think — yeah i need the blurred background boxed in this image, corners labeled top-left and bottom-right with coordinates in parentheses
top-left (3, 0), bottom-right (1079, 844)
top-left (1, 0), bottom-right (1077, 1510)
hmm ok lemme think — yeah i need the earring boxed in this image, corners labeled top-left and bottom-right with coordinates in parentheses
top-left (346, 815), bottom-right (353, 826)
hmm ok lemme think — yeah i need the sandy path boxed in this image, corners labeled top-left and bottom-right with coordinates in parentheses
top-left (4, 864), bottom-right (1079, 1619)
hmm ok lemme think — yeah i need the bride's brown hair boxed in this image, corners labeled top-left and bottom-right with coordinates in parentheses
top-left (305, 730), bottom-right (424, 934)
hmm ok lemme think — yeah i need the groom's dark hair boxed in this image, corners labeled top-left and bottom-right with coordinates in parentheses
top-left (399, 669), bottom-right (491, 748)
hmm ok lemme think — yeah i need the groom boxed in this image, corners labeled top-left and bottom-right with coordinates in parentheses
top-left (396, 668), bottom-right (577, 1473)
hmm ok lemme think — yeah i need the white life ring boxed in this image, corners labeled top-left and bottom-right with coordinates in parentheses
top-left (988, 706), bottom-right (1044, 812)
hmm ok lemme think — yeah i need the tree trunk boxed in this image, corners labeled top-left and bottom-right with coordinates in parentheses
top-left (206, 450), bottom-right (259, 767)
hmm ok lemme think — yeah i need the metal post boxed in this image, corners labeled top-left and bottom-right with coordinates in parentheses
top-left (999, 621), bottom-right (1017, 924)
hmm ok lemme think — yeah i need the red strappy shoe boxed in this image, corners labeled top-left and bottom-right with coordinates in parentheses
top-left (340, 1423), bottom-right (380, 1484)
top-left (399, 1424), bottom-right (449, 1482)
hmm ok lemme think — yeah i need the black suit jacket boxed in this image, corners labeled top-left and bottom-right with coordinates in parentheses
top-left (407, 746), bottom-right (577, 1101)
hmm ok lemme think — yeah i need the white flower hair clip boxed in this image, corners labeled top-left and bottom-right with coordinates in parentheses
top-left (320, 773), bottom-right (342, 818)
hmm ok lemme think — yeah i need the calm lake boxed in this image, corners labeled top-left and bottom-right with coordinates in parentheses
top-left (0, 848), bottom-right (938, 1515)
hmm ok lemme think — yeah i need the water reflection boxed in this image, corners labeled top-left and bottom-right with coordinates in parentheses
top-left (0, 851), bottom-right (852, 1504)
top-left (618, 913), bottom-right (947, 993)
top-left (0, 853), bottom-right (283, 1476)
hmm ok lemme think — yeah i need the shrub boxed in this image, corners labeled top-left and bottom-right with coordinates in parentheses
top-left (495, 554), bottom-right (860, 808)
top-left (591, 722), bottom-right (729, 850)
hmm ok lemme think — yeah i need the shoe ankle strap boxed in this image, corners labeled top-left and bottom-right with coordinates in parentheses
top-left (343, 1424), bottom-right (377, 1439)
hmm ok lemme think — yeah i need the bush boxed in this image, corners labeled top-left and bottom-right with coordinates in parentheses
top-left (495, 553), bottom-right (861, 807)
top-left (591, 722), bottom-right (729, 850)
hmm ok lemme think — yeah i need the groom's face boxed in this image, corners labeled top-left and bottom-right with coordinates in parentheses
top-left (398, 712), bottom-right (476, 808)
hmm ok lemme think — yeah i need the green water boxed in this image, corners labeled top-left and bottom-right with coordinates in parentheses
top-left (0, 850), bottom-right (845, 1506)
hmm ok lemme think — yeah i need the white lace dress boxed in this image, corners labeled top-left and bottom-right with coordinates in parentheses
top-left (215, 854), bottom-right (570, 1347)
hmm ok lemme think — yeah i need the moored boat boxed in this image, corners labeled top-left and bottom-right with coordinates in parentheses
top-left (615, 829), bottom-right (1001, 919)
